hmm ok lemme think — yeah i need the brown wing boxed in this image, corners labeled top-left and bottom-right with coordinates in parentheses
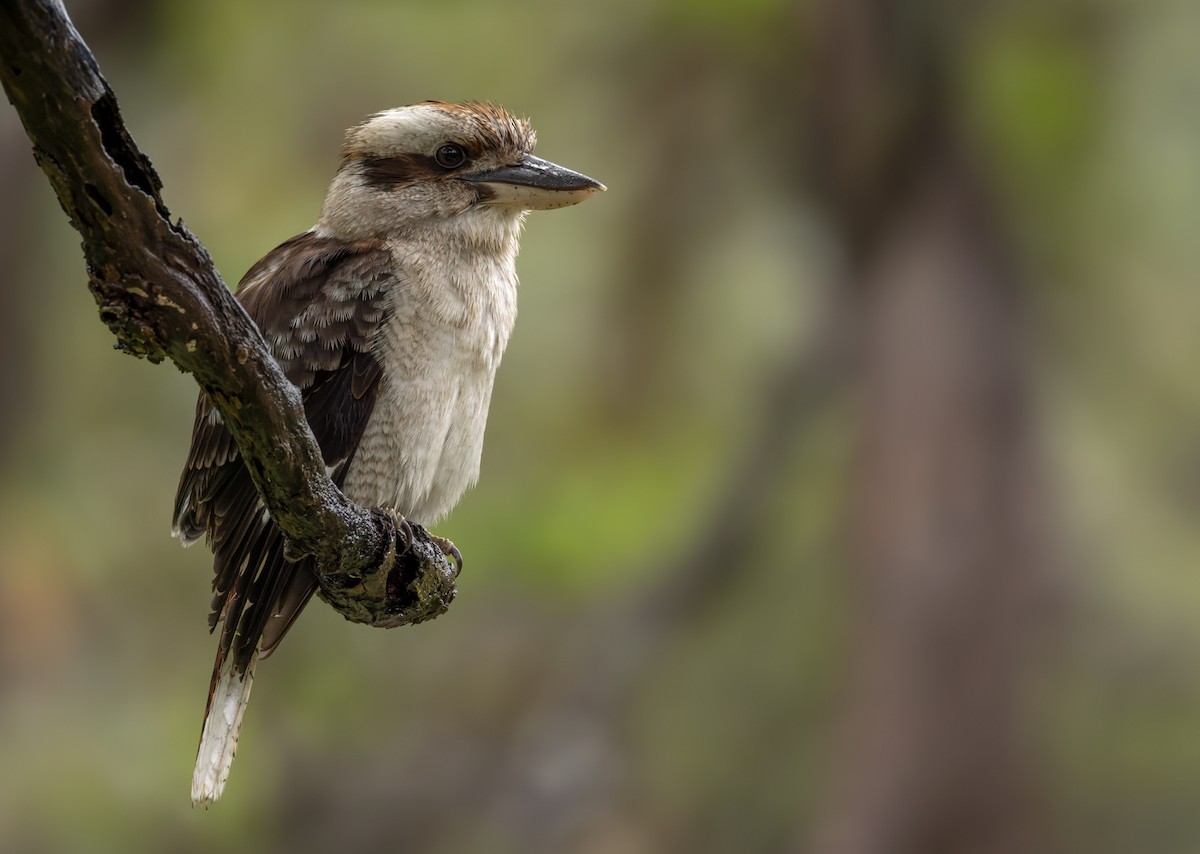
top-left (174, 231), bottom-right (393, 674)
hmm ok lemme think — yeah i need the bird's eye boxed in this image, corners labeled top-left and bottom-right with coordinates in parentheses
top-left (434, 143), bottom-right (468, 169)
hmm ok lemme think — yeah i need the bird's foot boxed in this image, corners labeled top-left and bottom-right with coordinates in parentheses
top-left (378, 508), bottom-right (415, 568)
top-left (429, 534), bottom-right (463, 577)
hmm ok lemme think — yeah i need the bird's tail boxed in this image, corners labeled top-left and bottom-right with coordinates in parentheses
top-left (191, 651), bottom-right (257, 805)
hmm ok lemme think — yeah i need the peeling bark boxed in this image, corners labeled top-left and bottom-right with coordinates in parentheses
top-left (801, 1), bottom-right (1056, 851)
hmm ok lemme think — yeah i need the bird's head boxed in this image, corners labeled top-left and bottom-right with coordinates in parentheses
top-left (318, 101), bottom-right (604, 238)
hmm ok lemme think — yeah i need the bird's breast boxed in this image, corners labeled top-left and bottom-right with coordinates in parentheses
top-left (341, 245), bottom-right (519, 523)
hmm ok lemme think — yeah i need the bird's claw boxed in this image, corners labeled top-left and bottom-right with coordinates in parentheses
top-left (429, 534), bottom-right (463, 577)
top-left (380, 508), bottom-right (414, 561)
top-left (379, 509), bottom-right (458, 576)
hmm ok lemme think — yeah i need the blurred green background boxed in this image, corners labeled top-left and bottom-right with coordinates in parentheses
top-left (2, 0), bottom-right (1199, 851)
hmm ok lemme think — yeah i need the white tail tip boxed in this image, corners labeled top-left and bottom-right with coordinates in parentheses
top-left (191, 653), bottom-right (256, 805)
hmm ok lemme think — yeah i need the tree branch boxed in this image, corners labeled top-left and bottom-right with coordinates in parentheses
top-left (0, 0), bottom-right (457, 628)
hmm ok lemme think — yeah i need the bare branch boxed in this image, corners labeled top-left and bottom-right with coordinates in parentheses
top-left (0, 0), bottom-right (457, 628)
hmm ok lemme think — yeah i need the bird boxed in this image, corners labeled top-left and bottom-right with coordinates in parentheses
top-left (172, 101), bottom-right (604, 805)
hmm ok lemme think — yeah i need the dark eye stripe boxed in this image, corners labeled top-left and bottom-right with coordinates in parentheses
top-left (358, 154), bottom-right (442, 187)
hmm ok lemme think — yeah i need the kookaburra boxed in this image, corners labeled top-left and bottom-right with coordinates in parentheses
top-left (173, 101), bottom-right (603, 804)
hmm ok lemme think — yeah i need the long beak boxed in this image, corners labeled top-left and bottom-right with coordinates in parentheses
top-left (465, 154), bottom-right (605, 210)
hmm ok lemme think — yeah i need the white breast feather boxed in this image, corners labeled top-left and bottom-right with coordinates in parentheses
top-left (341, 210), bottom-right (521, 523)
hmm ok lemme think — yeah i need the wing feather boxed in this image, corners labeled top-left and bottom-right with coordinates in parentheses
top-left (174, 231), bottom-right (394, 675)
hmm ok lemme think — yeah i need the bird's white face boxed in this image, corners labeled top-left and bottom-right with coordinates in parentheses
top-left (317, 101), bottom-right (604, 239)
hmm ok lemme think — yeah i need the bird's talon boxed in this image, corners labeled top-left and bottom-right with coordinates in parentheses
top-left (398, 517), bottom-right (415, 553)
top-left (383, 508), bottom-right (414, 554)
top-left (430, 535), bottom-right (463, 576)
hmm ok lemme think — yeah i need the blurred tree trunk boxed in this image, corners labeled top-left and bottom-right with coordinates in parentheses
top-left (802, 2), bottom-right (1057, 853)
top-left (595, 47), bottom-right (720, 427)
top-left (813, 151), bottom-right (1053, 854)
